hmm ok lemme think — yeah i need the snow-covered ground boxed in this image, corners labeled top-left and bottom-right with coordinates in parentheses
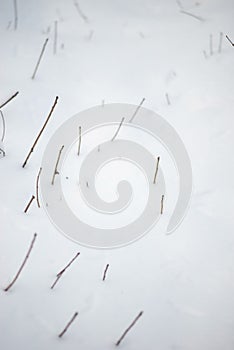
top-left (0, 0), bottom-right (234, 349)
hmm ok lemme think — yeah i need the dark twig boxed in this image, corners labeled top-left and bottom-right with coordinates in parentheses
top-left (24, 195), bottom-right (35, 213)
top-left (153, 156), bottom-right (160, 184)
top-left (0, 91), bottom-right (19, 109)
top-left (161, 194), bottom-right (164, 214)
top-left (226, 35), bottom-right (234, 46)
top-left (31, 38), bottom-right (49, 79)
top-left (73, 0), bottom-right (88, 23)
top-left (51, 145), bottom-right (64, 185)
top-left (58, 312), bottom-right (79, 338)
top-left (22, 96), bottom-right (58, 168)
top-left (116, 311), bottom-right (144, 346)
top-left (111, 118), bottom-right (125, 141)
top-left (13, 0), bottom-right (18, 30)
top-left (51, 252), bottom-right (80, 289)
top-left (4, 233), bottom-right (37, 291)
top-left (54, 21), bottom-right (58, 55)
top-left (218, 32), bottom-right (223, 53)
top-left (36, 167), bottom-right (42, 208)
top-left (129, 98), bottom-right (145, 123)
top-left (0, 110), bottom-right (6, 141)
top-left (180, 10), bottom-right (204, 22)
top-left (77, 126), bottom-right (81, 156)
top-left (102, 264), bottom-right (109, 281)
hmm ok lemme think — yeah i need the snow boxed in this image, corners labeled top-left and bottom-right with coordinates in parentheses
top-left (0, 0), bottom-right (234, 349)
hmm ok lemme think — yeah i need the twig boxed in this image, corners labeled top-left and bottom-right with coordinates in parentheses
top-left (51, 252), bottom-right (80, 289)
top-left (180, 10), bottom-right (204, 22)
top-left (226, 35), bottom-right (234, 46)
top-left (0, 91), bottom-right (19, 109)
top-left (77, 126), bottom-right (81, 156)
top-left (58, 312), bottom-right (79, 338)
top-left (31, 38), bottom-right (49, 79)
top-left (4, 233), bottom-right (37, 292)
top-left (153, 156), bottom-right (160, 184)
top-left (111, 117), bottom-right (125, 141)
top-left (73, 0), bottom-right (88, 23)
top-left (160, 194), bottom-right (164, 214)
top-left (218, 32), bottom-right (223, 53)
top-left (0, 148), bottom-right (5, 157)
top-left (13, 0), bottom-right (18, 30)
top-left (129, 98), bottom-right (145, 123)
top-left (51, 145), bottom-right (64, 185)
top-left (24, 195), bottom-right (35, 213)
top-left (209, 34), bottom-right (213, 55)
top-left (0, 110), bottom-right (6, 141)
top-left (102, 264), bottom-right (109, 281)
top-left (36, 167), bottom-right (42, 208)
top-left (115, 311), bottom-right (144, 346)
top-left (165, 93), bottom-right (170, 105)
top-left (22, 96), bottom-right (58, 168)
top-left (54, 20), bottom-right (58, 55)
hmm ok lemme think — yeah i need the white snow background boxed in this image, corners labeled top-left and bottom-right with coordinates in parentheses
top-left (0, 0), bottom-right (234, 349)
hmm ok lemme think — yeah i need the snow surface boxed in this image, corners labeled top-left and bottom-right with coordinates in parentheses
top-left (0, 0), bottom-right (234, 349)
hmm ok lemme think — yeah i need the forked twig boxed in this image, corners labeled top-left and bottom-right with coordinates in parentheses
top-left (58, 312), bottom-right (79, 338)
top-left (51, 145), bottom-right (64, 185)
top-left (116, 311), bottom-right (144, 346)
top-left (51, 252), bottom-right (80, 289)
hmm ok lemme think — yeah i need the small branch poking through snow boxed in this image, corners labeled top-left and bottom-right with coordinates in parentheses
top-left (115, 311), bottom-right (144, 346)
top-left (180, 10), bottom-right (204, 22)
top-left (54, 21), bottom-right (58, 55)
top-left (22, 96), bottom-right (58, 168)
top-left (129, 98), bottom-right (145, 123)
top-left (111, 117), bottom-right (125, 142)
top-left (209, 34), bottom-right (213, 55)
top-left (77, 126), bottom-right (81, 156)
top-left (0, 91), bottom-right (19, 109)
top-left (165, 93), bottom-right (170, 105)
top-left (51, 252), bottom-right (80, 289)
top-left (226, 35), bottom-right (234, 46)
top-left (4, 233), bottom-right (37, 292)
top-left (24, 195), bottom-right (35, 213)
top-left (218, 32), bottom-right (223, 53)
top-left (36, 167), bottom-right (42, 208)
top-left (73, 1), bottom-right (88, 23)
top-left (51, 145), bottom-right (64, 185)
top-left (13, 0), bottom-right (18, 30)
top-left (0, 110), bottom-right (6, 141)
top-left (31, 38), bottom-right (49, 79)
top-left (153, 156), bottom-right (160, 184)
top-left (58, 312), bottom-right (79, 338)
top-left (160, 194), bottom-right (164, 215)
top-left (102, 264), bottom-right (109, 281)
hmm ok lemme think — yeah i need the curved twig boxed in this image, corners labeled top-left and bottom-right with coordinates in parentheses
top-left (0, 110), bottom-right (5, 141)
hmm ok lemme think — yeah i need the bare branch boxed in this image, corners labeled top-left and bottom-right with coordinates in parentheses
top-left (209, 34), bottom-right (213, 55)
top-left (180, 10), bottom-right (204, 22)
top-left (51, 145), bottom-right (64, 185)
top-left (102, 264), bottom-right (109, 281)
top-left (24, 195), bottom-right (35, 213)
top-left (73, 0), bottom-right (88, 23)
top-left (13, 0), bottom-right (18, 30)
top-left (0, 91), bottom-right (19, 109)
top-left (153, 156), bottom-right (160, 184)
top-left (0, 110), bottom-right (6, 141)
top-left (226, 35), bottom-right (234, 46)
top-left (160, 194), bottom-right (164, 215)
top-left (77, 126), bottom-right (81, 156)
top-left (31, 38), bottom-right (49, 80)
top-left (58, 312), bottom-right (79, 338)
top-left (129, 98), bottom-right (145, 123)
top-left (51, 252), bottom-right (80, 289)
top-left (116, 311), bottom-right (144, 346)
top-left (36, 167), bottom-right (42, 208)
top-left (218, 32), bottom-right (223, 53)
top-left (54, 20), bottom-right (58, 55)
top-left (111, 117), bottom-right (125, 142)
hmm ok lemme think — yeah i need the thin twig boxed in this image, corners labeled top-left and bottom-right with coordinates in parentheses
top-left (51, 145), bottom-right (64, 185)
top-left (129, 98), bottom-right (145, 123)
top-left (24, 195), bottom-right (35, 213)
top-left (51, 252), bottom-right (80, 289)
top-left (0, 110), bottom-right (6, 141)
top-left (160, 194), bottom-right (164, 215)
top-left (165, 93), bottom-right (170, 105)
top-left (77, 126), bottom-right (81, 156)
top-left (13, 0), bottom-right (18, 30)
top-left (22, 96), bottom-right (58, 168)
top-left (58, 312), bottom-right (79, 338)
top-left (180, 10), bottom-right (204, 22)
top-left (209, 34), bottom-right (213, 55)
top-left (153, 156), bottom-right (160, 184)
top-left (116, 311), bottom-right (144, 346)
top-left (4, 233), bottom-right (37, 292)
top-left (0, 91), bottom-right (19, 109)
top-left (73, 0), bottom-right (88, 22)
top-left (102, 264), bottom-right (109, 281)
top-left (54, 20), bottom-right (58, 55)
top-left (226, 35), bottom-right (234, 46)
top-left (36, 167), bottom-right (42, 208)
top-left (31, 38), bottom-right (49, 79)
top-left (111, 118), bottom-right (125, 141)
top-left (0, 148), bottom-right (5, 157)
top-left (218, 32), bottom-right (223, 53)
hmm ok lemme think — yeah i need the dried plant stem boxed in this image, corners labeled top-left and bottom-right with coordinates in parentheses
top-left (36, 167), bottom-right (42, 208)
top-left (180, 10), bottom-right (204, 22)
top-left (0, 110), bottom-right (5, 141)
top-left (226, 35), bottom-right (234, 46)
top-left (73, 1), bottom-right (88, 22)
top-left (116, 311), bottom-right (144, 346)
top-left (77, 126), bottom-right (81, 156)
top-left (153, 156), bottom-right (160, 184)
top-left (22, 96), bottom-right (58, 168)
top-left (218, 32), bottom-right (223, 53)
top-left (129, 98), bottom-right (145, 123)
top-left (165, 93), bottom-right (170, 105)
top-left (58, 312), bottom-right (78, 338)
top-left (31, 38), bottom-right (49, 79)
top-left (51, 145), bottom-right (64, 185)
top-left (4, 233), bottom-right (37, 292)
top-left (102, 264), bottom-right (109, 281)
top-left (160, 194), bottom-right (164, 214)
top-left (13, 0), bottom-right (18, 30)
top-left (24, 195), bottom-right (35, 213)
top-left (54, 20), bottom-right (58, 55)
top-left (210, 34), bottom-right (213, 55)
top-left (111, 118), bottom-right (125, 141)
top-left (0, 91), bottom-right (19, 109)
top-left (51, 252), bottom-right (80, 289)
